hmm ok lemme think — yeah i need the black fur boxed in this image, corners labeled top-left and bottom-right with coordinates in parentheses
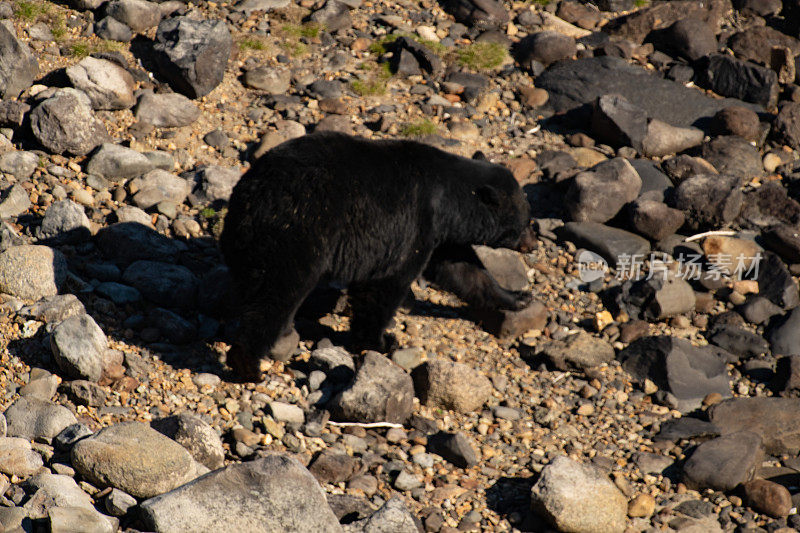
top-left (221, 132), bottom-right (530, 380)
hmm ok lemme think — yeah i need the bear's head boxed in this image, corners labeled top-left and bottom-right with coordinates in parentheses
top-left (445, 155), bottom-right (531, 251)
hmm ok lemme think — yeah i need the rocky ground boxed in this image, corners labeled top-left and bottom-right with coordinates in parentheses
top-left (0, 0), bottom-right (799, 531)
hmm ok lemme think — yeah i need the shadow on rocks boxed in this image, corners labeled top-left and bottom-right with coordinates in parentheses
top-left (485, 474), bottom-right (548, 532)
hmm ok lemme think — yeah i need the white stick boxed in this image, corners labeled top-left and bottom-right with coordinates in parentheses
top-left (327, 421), bottom-right (404, 429)
top-left (684, 230), bottom-right (737, 242)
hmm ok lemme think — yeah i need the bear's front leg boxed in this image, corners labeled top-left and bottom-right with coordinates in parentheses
top-left (348, 278), bottom-right (412, 353)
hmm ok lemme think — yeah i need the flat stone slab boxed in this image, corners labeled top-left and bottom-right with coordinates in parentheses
top-left (536, 56), bottom-right (763, 131)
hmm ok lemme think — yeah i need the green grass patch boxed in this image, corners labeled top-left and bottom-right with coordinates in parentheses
top-left (634, 0), bottom-right (648, 6)
top-left (281, 22), bottom-right (322, 39)
top-left (13, 0), bottom-right (48, 21)
top-left (351, 79), bottom-right (386, 96)
top-left (280, 40), bottom-right (308, 57)
top-left (200, 207), bottom-right (217, 218)
top-left (238, 37), bottom-right (267, 51)
top-left (401, 119), bottom-right (438, 137)
top-left (456, 42), bottom-right (508, 70)
top-left (67, 41), bottom-right (91, 58)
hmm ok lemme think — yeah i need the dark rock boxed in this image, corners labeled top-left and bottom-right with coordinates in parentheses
top-left (308, 449), bottom-right (360, 484)
top-left (774, 355), bottom-right (800, 395)
top-left (771, 102), bottom-right (800, 150)
top-left (743, 479), bottom-right (792, 518)
top-left (243, 66), bottom-right (290, 94)
top-left (153, 17), bottom-right (232, 99)
top-left (695, 54), bottom-right (779, 108)
top-left (739, 295), bottom-right (782, 325)
top-left (655, 417), bottom-right (720, 442)
top-left (139, 454), bottom-right (341, 531)
top-left (728, 26), bottom-right (800, 67)
top-left (709, 397), bottom-right (800, 454)
top-left (66, 380), bottom-right (107, 407)
top-left (603, 0), bottom-right (729, 44)
top-left (53, 422), bottom-right (94, 450)
top-left (711, 106), bottom-right (761, 142)
top-left (308, 346), bottom-right (355, 383)
top-left (682, 431), bottom-right (763, 491)
top-left (325, 493), bottom-right (375, 523)
top-left (706, 324), bottom-right (768, 359)
top-left (616, 275), bottom-right (696, 320)
top-left (389, 37), bottom-right (443, 77)
top-left (330, 352), bottom-right (414, 424)
top-left (618, 336), bottom-right (731, 412)
top-left (427, 431), bottom-right (478, 468)
top-left (536, 150), bottom-right (578, 182)
top-left (629, 199), bottom-right (685, 241)
top-left (565, 157), bottom-right (641, 223)
top-left (558, 221), bottom-right (650, 267)
top-left (764, 225), bottom-right (800, 264)
top-left (0, 22), bottom-right (38, 99)
top-left (514, 31), bottom-right (576, 68)
top-left (630, 160), bottom-right (672, 199)
top-left (740, 181), bottom-right (800, 228)
top-left (700, 136), bottom-right (762, 180)
top-left (757, 252), bottom-right (799, 310)
top-left (95, 222), bottom-right (185, 265)
top-left (591, 94), bottom-right (647, 150)
top-left (662, 17), bottom-right (718, 61)
top-left (662, 154), bottom-right (718, 184)
top-left (30, 89), bottom-right (110, 156)
top-left (770, 307), bottom-right (800, 356)
top-left (94, 16), bottom-right (133, 42)
top-left (439, 0), bottom-right (509, 29)
top-left (669, 173), bottom-right (743, 231)
top-left (308, 0), bottom-right (352, 32)
top-left (149, 308), bottom-right (196, 344)
top-left (121, 260), bottom-right (198, 309)
top-left (536, 56), bottom-right (761, 131)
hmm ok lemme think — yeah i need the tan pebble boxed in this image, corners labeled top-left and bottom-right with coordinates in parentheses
top-left (576, 403), bottom-right (595, 416)
top-left (763, 153), bottom-right (783, 173)
top-left (643, 379), bottom-right (658, 395)
top-left (703, 392), bottom-right (723, 406)
top-left (733, 280), bottom-right (759, 295)
top-left (627, 493), bottom-right (655, 517)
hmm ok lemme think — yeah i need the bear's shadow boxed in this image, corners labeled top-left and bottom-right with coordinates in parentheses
top-left (8, 221), bottom-right (514, 383)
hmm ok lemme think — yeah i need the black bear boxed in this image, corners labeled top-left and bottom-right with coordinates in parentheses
top-left (221, 132), bottom-right (532, 380)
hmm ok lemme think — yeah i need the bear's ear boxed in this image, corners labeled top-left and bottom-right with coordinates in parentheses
top-left (476, 185), bottom-right (501, 207)
top-left (472, 151), bottom-right (487, 161)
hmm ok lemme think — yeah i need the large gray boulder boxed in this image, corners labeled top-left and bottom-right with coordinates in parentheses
top-left (0, 22), bottom-right (38, 99)
top-left (140, 454), bottom-right (343, 532)
top-left (30, 89), bottom-right (110, 156)
top-left (153, 17), bottom-right (232, 99)
top-left (65, 57), bottom-right (136, 110)
top-left (0, 245), bottom-right (67, 300)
